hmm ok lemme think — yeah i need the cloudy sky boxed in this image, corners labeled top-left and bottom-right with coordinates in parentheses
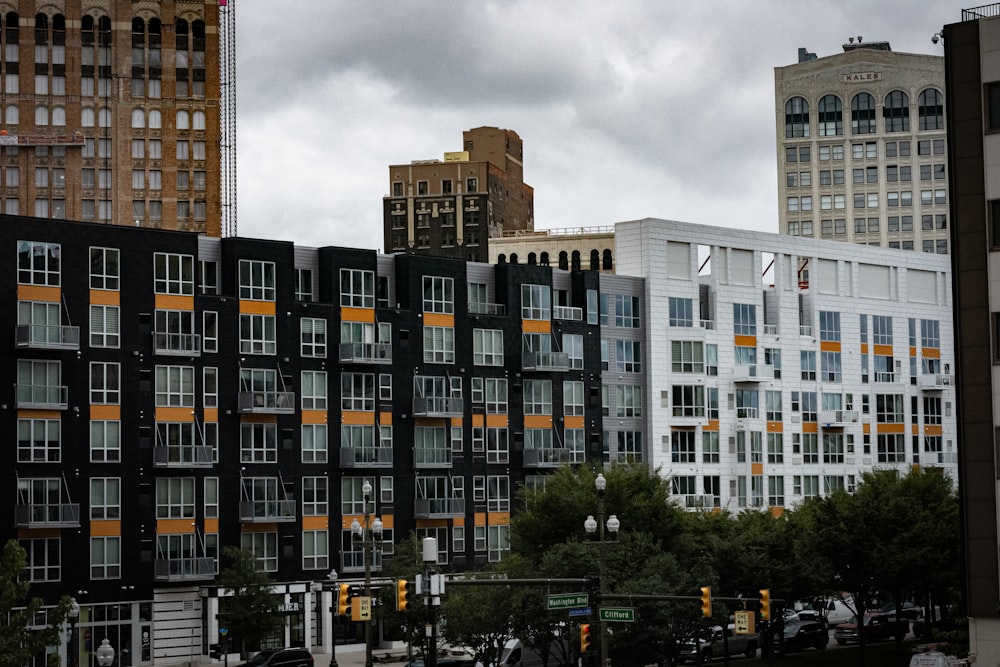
top-left (234, 0), bottom-right (968, 251)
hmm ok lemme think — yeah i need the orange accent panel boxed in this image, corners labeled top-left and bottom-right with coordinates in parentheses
top-left (90, 290), bottom-right (120, 306)
top-left (451, 417), bottom-right (463, 427)
top-left (380, 412), bottom-right (393, 426)
top-left (911, 424), bottom-right (919, 435)
top-left (154, 294), bottom-right (194, 311)
top-left (909, 346), bottom-right (917, 358)
top-left (523, 415), bottom-right (552, 429)
top-left (924, 425), bottom-right (943, 436)
top-left (877, 423), bottom-right (905, 434)
top-left (379, 515), bottom-right (394, 529)
top-left (17, 409), bottom-right (60, 419)
top-left (564, 416), bottom-right (585, 429)
top-left (416, 519), bottom-right (449, 529)
top-left (155, 407), bottom-right (196, 423)
top-left (423, 313), bottom-right (455, 328)
top-left (302, 410), bottom-right (327, 425)
top-left (705, 419), bottom-right (720, 431)
top-left (474, 512), bottom-right (487, 526)
top-left (239, 300), bottom-right (277, 316)
top-left (452, 516), bottom-right (465, 527)
top-left (341, 307), bottom-right (375, 323)
top-left (802, 422), bottom-right (818, 433)
top-left (489, 512), bottom-right (511, 526)
top-left (157, 519), bottom-right (196, 535)
top-left (302, 516), bottom-right (328, 531)
top-left (91, 520), bottom-right (121, 537)
top-left (861, 343), bottom-right (869, 354)
top-left (820, 341), bottom-right (841, 353)
top-left (522, 319), bottom-right (551, 334)
top-left (767, 421), bottom-right (783, 433)
top-left (241, 523), bottom-right (278, 533)
top-left (472, 414), bottom-right (484, 427)
top-left (90, 405), bottom-right (121, 421)
top-left (241, 414), bottom-right (278, 424)
top-left (751, 463), bottom-right (764, 476)
top-left (863, 423), bottom-right (871, 435)
top-left (734, 335), bottom-right (757, 348)
top-left (873, 344), bottom-right (893, 356)
top-left (18, 285), bottom-right (60, 302)
top-left (203, 408), bottom-right (219, 422)
top-left (922, 348), bottom-right (941, 359)
top-left (771, 507), bottom-right (785, 518)
top-left (204, 519), bottom-right (219, 533)
top-left (18, 528), bottom-right (60, 538)
top-left (485, 414), bottom-right (508, 428)
top-left (341, 411), bottom-right (375, 425)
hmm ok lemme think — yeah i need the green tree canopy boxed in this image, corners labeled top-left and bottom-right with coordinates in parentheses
top-left (0, 540), bottom-right (72, 667)
top-left (217, 546), bottom-right (284, 657)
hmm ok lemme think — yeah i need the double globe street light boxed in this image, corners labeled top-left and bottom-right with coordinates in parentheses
top-left (350, 480), bottom-right (384, 667)
top-left (584, 473), bottom-right (620, 667)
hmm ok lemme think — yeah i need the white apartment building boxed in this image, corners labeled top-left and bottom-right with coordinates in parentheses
top-left (616, 218), bottom-right (956, 512)
top-left (775, 41), bottom-right (948, 252)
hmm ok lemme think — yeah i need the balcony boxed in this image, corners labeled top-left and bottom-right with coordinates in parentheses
top-left (670, 410), bottom-right (707, 426)
top-left (468, 302), bottom-right (506, 316)
top-left (413, 497), bottom-right (465, 519)
top-left (874, 371), bottom-right (900, 384)
top-left (819, 410), bottom-right (860, 428)
top-left (412, 396), bottom-right (463, 418)
top-left (339, 446), bottom-right (393, 468)
top-left (733, 364), bottom-right (775, 383)
top-left (919, 374), bottom-right (954, 391)
top-left (699, 319), bottom-right (715, 330)
top-left (523, 447), bottom-right (579, 468)
top-left (15, 503), bottom-right (80, 528)
top-left (799, 325), bottom-right (813, 336)
top-left (15, 324), bottom-right (80, 350)
top-left (553, 305), bottom-right (583, 321)
top-left (763, 324), bottom-right (778, 335)
top-left (339, 342), bottom-right (392, 364)
top-left (153, 557), bottom-right (215, 582)
top-left (153, 445), bottom-right (214, 468)
top-left (153, 332), bottom-right (202, 356)
top-left (239, 500), bottom-right (296, 523)
top-left (15, 384), bottom-right (68, 410)
top-left (522, 351), bottom-right (570, 372)
top-left (414, 447), bottom-right (452, 469)
top-left (238, 391), bottom-right (295, 414)
top-left (682, 495), bottom-right (719, 509)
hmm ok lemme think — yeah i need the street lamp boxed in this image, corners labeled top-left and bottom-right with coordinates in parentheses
top-left (95, 639), bottom-right (115, 667)
top-left (326, 569), bottom-right (339, 667)
top-left (584, 473), bottom-right (619, 667)
top-left (66, 597), bottom-right (80, 667)
top-left (351, 480), bottom-right (384, 667)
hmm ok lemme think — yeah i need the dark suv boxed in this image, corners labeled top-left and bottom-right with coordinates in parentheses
top-left (238, 648), bottom-right (314, 667)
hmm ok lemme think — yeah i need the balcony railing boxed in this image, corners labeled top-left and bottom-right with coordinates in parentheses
top-left (919, 374), bottom-right (954, 390)
top-left (153, 557), bottom-right (215, 582)
top-left (819, 410), bottom-right (859, 427)
top-left (339, 446), bottom-right (393, 468)
top-left (763, 324), bottom-right (778, 335)
top-left (15, 324), bottom-right (80, 350)
top-left (682, 495), bottom-right (719, 509)
top-left (736, 407), bottom-right (759, 420)
top-left (153, 332), bottom-right (202, 356)
top-left (523, 447), bottom-right (580, 468)
top-left (412, 396), bottom-right (463, 418)
top-left (799, 325), bottom-right (813, 336)
top-left (238, 391), bottom-right (295, 414)
top-left (15, 384), bottom-right (68, 409)
top-left (553, 305), bottom-right (583, 321)
top-left (414, 447), bottom-right (452, 468)
top-left (238, 500), bottom-right (296, 523)
top-left (413, 497), bottom-right (465, 519)
top-left (699, 319), bottom-right (715, 330)
top-left (522, 351), bottom-right (570, 372)
top-left (468, 302), bottom-right (506, 316)
top-left (338, 342), bottom-right (392, 364)
top-left (15, 503), bottom-right (80, 528)
top-left (153, 445), bottom-right (214, 468)
top-left (874, 371), bottom-right (899, 383)
top-left (733, 364), bottom-right (775, 382)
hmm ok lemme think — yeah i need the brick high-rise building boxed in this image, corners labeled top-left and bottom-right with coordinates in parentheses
top-left (384, 126), bottom-right (534, 262)
top-left (0, 1), bottom-right (221, 235)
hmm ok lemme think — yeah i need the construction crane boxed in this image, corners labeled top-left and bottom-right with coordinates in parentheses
top-left (219, 0), bottom-right (237, 237)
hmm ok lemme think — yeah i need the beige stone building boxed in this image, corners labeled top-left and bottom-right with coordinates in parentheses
top-left (488, 225), bottom-right (617, 272)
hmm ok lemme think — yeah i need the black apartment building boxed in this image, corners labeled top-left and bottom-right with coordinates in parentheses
top-left (3, 215), bottom-right (645, 666)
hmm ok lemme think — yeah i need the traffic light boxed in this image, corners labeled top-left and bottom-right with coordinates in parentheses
top-left (337, 583), bottom-right (351, 616)
top-left (209, 643), bottom-right (222, 660)
top-left (580, 624), bottom-right (591, 654)
top-left (759, 588), bottom-right (771, 621)
top-left (700, 586), bottom-right (712, 618)
top-left (396, 579), bottom-right (415, 612)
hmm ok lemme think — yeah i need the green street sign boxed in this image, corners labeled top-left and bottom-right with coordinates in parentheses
top-left (547, 593), bottom-right (589, 610)
top-left (599, 607), bottom-right (636, 622)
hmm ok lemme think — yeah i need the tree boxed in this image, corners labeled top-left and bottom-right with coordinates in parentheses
top-left (0, 539), bottom-right (72, 667)
top-left (217, 546), bottom-right (284, 658)
top-left (439, 560), bottom-right (519, 666)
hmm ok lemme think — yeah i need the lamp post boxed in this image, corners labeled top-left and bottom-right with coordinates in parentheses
top-left (66, 597), bottom-right (80, 667)
top-left (584, 473), bottom-right (619, 667)
top-left (351, 480), bottom-right (383, 667)
top-left (95, 639), bottom-right (115, 667)
top-left (326, 569), bottom-right (339, 667)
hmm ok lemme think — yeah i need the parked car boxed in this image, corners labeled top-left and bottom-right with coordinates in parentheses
top-left (778, 619), bottom-right (828, 654)
top-left (237, 648), bottom-right (314, 667)
top-left (678, 625), bottom-right (758, 663)
top-left (834, 613), bottom-right (909, 645)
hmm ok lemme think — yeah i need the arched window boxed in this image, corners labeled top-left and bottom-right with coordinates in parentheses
top-left (509, 253), bottom-right (519, 265)
top-left (34, 106), bottom-right (47, 126)
top-left (497, 254), bottom-right (507, 265)
top-left (571, 250), bottom-right (581, 271)
top-left (131, 108), bottom-right (144, 128)
top-left (590, 249), bottom-right (600, 271)
top-left (602, 249), bottom-right (613, 271)
top-left (98, 106), bottom-right (111, 127)
top-left (918, 88), bottom-right (944, 131)
top-left (784, 97), bottom-right (809, 138)
top-left (883, 91), bottom-right (910, 132)
top-left (193, 110), bottom-right (206, 130)
top-left (851, 93), bottom-right (876, 134)
top-left (51, 106), bottom-right (65, 126)
top-left (540, 252), bottom-right (549, 267)
top-left (176, 110), bottom-right (189, 130)
top-left (817, 95), bottom-right (843, 136)
top-left (81, 107), bottom-right (94, 127)
top-left (558, 251), bottom-right (568, 270)
top-left (149, 109), bottom-right (162, 129)
top-left (5, 104), bottom-right (18, 125)
top-left (528, 252), bottom-right (537, 266)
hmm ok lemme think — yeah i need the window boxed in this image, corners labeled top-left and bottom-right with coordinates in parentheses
top-left (884, 90), bottom-right (910, 132)
top-left (340, 269), bottom-right (375, 308)
top-left (785, 96), bottom-right (809, 137)
top-left (90, 362), bottom-right (120, 404)
top-left (873, 315), bottom-right (893, 345)
top-left (239, 260), bottom-right (275, 301)
top-left (17, 241), bottom-right (60, 286)
top-left (241, 532), bottom-right (278, 572)
top-left (424, 326), bottom-right (455, 363)
top-left (851, 92), bottom-right (876, 134)
top-left (240, 314), bottom-right (276, 355)
top-left (821, 351), bottom-right (842, 382)
top-left (303, 531), bottom-right (328, 570)
top-left (156, 477), bottom-right (195, 518)
top-left (240, 422), bottom-right (277, 463)
top-left (21, 537), bottom-right (60, 582)
top-left (876, 394), bottom-right (904, 423)
top-left (90, 478), bottom-right (121, 520)
top-left (563, 333), bottom-right (583, 370)
top-left (423, 276), bottom-right (455, 314)
top-left (90, 420), bottom-right (120, 463)
top-left (918, 88), bottom-right (944, 130)
top-left (733, 303), bottom-right (756, 335)
top-left (614, 295), bottom-right (640, 327)
top-left (153, 253), bottom-right (194, 295)
top-left (800, 350), bottom-right (816, 380)
top-left (819, 311), bottom-right (840, 342)
top-left (672, 385), bottom-right (704, 417)
top-left (564, 381), bottom-right (584, 416)
top-left (668, 297), bottom-right (693, 326)
top-left (91, 536), bottom-right (121, 579)
top-left (90, 247), bottom-right (119, 290)
top-left (920, 319), bottom-right (940, 348)
top-left (202, 311), bottom-right (218, 353)
top-left (18, 418), bottom-right (61, 462)
top-left (766, 390), bottom-right (782, 421)
top-left (521, 284), bottom-right (551, 320)
top-left (817, 94), bottom-right (842, 136)
top-left (473, 329), bottom-right (503, 366)
top-left (616, 385), bottom-right (642, 417)
top-left (672, 430), bottom-right (696, 463)
top-left (301, 424), bottom-right (327, 463)
top-left (523, 379), bottom-right (552, 415)
top-left (301, 370), bottom-right (328, 410)
top-left (340, 373), bottom-right (374, 412)
top-left (671, 340), bottom-right (704, 372)
top-left (615, 340), bottom-right (641, 373)
top-left (301, 317), bottom-right (327, 357)
top-left (303, 477), bottom-right (328, 516)
top-left (703, 432), bottom-right (720, 463)
top-left (877, 433), bottom-right (905, 463)
top-left (154, 365), bottom-right (195, 407)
